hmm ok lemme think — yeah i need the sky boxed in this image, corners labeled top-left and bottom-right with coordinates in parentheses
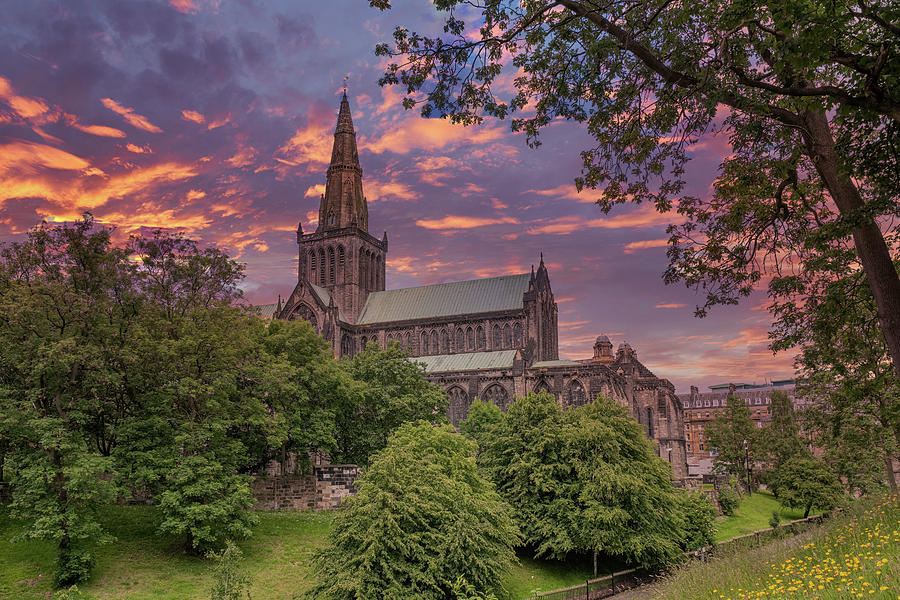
top-left (0, 0), bottom-right (797, 392)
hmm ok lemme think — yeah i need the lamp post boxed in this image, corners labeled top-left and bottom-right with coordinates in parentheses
top-left (743, 438), bottom-right (752, 496)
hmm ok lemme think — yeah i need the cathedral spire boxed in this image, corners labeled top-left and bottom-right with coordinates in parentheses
top-left (318, 93), bottom-right (368, 232)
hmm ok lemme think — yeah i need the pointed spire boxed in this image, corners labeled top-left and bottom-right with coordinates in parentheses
top-left (318, 93), bottom-right (368, 233)
top-left (276, 294), bottom-right (283, 314)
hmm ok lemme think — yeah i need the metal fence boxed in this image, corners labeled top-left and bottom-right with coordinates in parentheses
top-left (528, 511), bottom-right (834, 600)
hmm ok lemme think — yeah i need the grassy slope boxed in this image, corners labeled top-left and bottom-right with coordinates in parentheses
top-left (714, 490), bottom-right (811, 542)
top-left (651, 495), bottom-right (900, 600)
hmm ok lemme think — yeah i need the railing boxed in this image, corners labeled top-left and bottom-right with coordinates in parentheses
top-left (528, 511), bottom-right (834, 600)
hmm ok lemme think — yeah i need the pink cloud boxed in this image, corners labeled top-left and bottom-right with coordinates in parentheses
top-left (624, 238), bottom-right (669, 253)
top-left (415, 215), bottom-right (520, 230)
top-left (101, 98), bottom-right (163, 133)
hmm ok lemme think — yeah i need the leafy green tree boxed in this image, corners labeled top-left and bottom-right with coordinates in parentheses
top-left (335, 343), bottom-right (448, 466)
top-left (705, 395), bottom-right (757, 485)
top-left (716, 483), bottom-right (740, 517)
top-left (768, 457), bottom-right (844, 518)
top-left (479, 392), bottom-right (686, 569)
top-left (676, 492), bottom-right (717, 551)
top-left (451, 577), bottom-right (500, 600)
top-left (368, 0), bottom-right (900, 382)
top-left (308, 422), bottom-right (519, 600)
top-left (760, 391), bottom-right (807, 469)
top-left (208, 541), bottom-right (252, 600)
top-left (458, 398), bottom-right (504, 452)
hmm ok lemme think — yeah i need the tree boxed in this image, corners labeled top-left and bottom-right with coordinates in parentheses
top-left (705, 394), bottom-right (757, 486)
top-left (335, 342), bottom-right (448, 466)
top-left (760, 391), bottom-right (806, 469)
top-left (307, 422), bottom-right (519, 600)
top-left (478, 392), bottom-right (687, 569)
top-left (458, 398), bottom-right (504, 453)
top-left (368, 0), bottom-right (900, 382)
top-left (208, 541), bottom-right (253, 600)
top-left (768, 457), bottom-right (844, 518)
top-left (676, 492), bottom-right (717, 551)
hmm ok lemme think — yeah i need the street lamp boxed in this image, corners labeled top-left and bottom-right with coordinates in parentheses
top-left (743, 438), bottom-right (752, 496)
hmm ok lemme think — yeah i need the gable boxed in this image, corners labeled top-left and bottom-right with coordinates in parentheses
top-left (357, 273), bottom-right (530, 325)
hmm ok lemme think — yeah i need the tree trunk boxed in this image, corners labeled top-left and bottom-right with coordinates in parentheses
top-left (883, 453), bottom-right (898, 495)
top-left (804, 504), bottom-right (811, 519)
top-left (593, 550), bottom-right (598, 578)
top-left (802, 110), bottom-right (900, 382)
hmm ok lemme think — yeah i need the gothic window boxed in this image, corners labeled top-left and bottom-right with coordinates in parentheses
top-left (421, 331), bottom-right (429, 354)
top-left (375, 255), bottom-right (381, 289)
top-left (493, 325), bottom-right (502, 348)
top-left (370, 253), bottom-right (376, 289)
top-left (361, 336), bottom-right (368, 349)
top-left (328, 247), bottom-right (335, 284)
top-left (646, 407), bottom-right (654, 438)
top-left (481, 384), bottom-right (511, 411)
top-left (431, 330), bottom-right (439, 353)
top-left (308, 250), bottom-right (316, 281)
top-left (567, 380), bottom-right (587, 407)
top-left (476, 326), bottom-right (485, 350)
top-left (447, 386), bottom-right (471, 427)
top-left (340, 334), bottom-right (354, 358)
top-left (405, 332), bottom-right (411, 350)
top-left (456, 328), bottom-right (464, 351)
top-left (535, 379), bottom-right (552, 394)
top-left (359, 249), bottom-right (367, 287)
top-left (503, 324), bottom-right (512, 347)
top-left (318, 248), bottom-right (326, 286)
top-left (441, 329), bottom-right (450, 353)
top-left (338, 245), bottom-right (345, 270)
top-left (514, 322), bottom-right (523, 346)
top-left (328, 211), bottom-right (335, 226)
top-left (466, 327), bottom-right (474, 350)
top-left (293, 303), bottom-right (319, 334)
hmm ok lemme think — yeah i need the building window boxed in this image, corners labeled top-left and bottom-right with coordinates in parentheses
top-left (456, 328), bottom-right (464, 351)
top-left (567, 380), bottom-right (586, 407)
top-left (441, 329), bottom-right (450, 353)
top-left (328, 247), bottom-right (335, 284)
top-left (447, 387), bottom-right (470, 427)
top-left (338, 245), bottom-right (345, 269)
top-left (646, 407), bottom-right (654, 438)
top-left (466, 327), bottom-right (474, 350)
top-left (405, 332), bottom-right (411, 350)
top-left (340, 334), bottom-right (354, 358)
top-left (503, 324), bottom-right (512, 347)
top-left (308, 250), bottom-right (317, 281)
top-left (481, 384), bottom-right (511, 411)
top-left (421, 331), bottom-right (429, 354)
top-left (318, 249), bottom-right (326, 286)
top-left (431, 330), bottom-right (439, 353)
top-left (514, 322), bottom-right (522, 346)
top-left (493, 325), bottom-right (502, 348)
top-left (535, 379), bottom-right (551, 394)
top-left (476, 326), bottom-right (485, 350)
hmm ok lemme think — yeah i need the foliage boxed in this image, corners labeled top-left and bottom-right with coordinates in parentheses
top-left (717, 485), bottom-right (741, 518)
top-left (705, 395), bottom-right (756, 482)
top-left (768, 511), bottom-right (781, 530)
top-left (677, 492), bottom-right (717, 551)
top-left (768, 457), bottom-right (845, 518)
top-left (368, 0), bottom-right (900, 386)
top-left (759, 391), bottom-right (807, 469)
top-left (208, 541), bottom-right (252, 600)
top-left (307, 422), bottom-right (519, 600)
top-left (54, 546), bottom-right (96, 588)
top-left (459, 398), bottom-right (504, 452)
top-left (478, 392), bottom-right (687, 568)
top-left (451, 577), bottom-right (500, 600)
top-left (53, 585), bottom-right (88, 600)
top-left (335, 342), bottom-right (448, 466)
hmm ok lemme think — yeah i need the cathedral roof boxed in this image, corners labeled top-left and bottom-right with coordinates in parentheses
top-left (414, 349), bottom-right (519, 373)
top-left (356, 273), bottom-right (531, 325)
top-left (531, 359), bottom-right (581, 368)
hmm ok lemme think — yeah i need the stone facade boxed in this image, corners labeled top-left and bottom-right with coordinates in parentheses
top-left (251, 465), bottom-right (360, 511)
top-left (273, 94), bottom-right (689, 480)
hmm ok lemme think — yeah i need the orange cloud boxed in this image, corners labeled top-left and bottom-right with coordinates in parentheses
top-left (101, 98), bottom-right (162, 133)
top-left (366, 178), bottom-right (419, 202)
top-left (304, 184), bottom-right (326, 198)
top-left (363, 116), bottom-right (505, 155)
top-left (0, 139), bottom-right (90, 174)
top-left (624, 238), bottom-right (669, 253)
top-left (181, 109), bottom-right (206, 124)
top-left (415, 215), bottom-right (520, 230)
top-left (125, 143), bottom-right (152, 154)
top-left (525, 183), bottom-right (600, 204)
top-left (655, 303), bottom-right (687, 309)
top-left (278, 119), bottom-right (332, 171)
top-left (527, 205), bottom-right (679, 235)
top-left (169, 0), bottom-right (198, 13)
top-left (71, 122), bottom-right (127, 138)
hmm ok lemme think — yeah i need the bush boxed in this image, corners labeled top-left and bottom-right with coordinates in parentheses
top-left (208, 541), bottom-right (252, 600)
top-left (54, 585), bottom-right (88, 600)
top-left (769, 510), bottom-right (782, 529)
top-left (717, 484), bottom-right (741, 517)
top-left (53, 545), bottom-right (95, 588)
top-left (307, 422), bottom-right (519, 600)
top-left (678, 492), bottom-right (717, 550)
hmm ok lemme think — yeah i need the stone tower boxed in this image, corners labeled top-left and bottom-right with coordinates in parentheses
top-left (295, 93), bottom-right (387, 324)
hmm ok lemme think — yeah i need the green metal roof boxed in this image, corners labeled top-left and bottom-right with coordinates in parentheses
top-left (252, 303), bottom-right (279, 319)
top-left (531, 359), bottom-right (581, 368)
top-left (357, 273), bottom-right (531, 325)
top-left (414, 349), bottom-right (519, 373)
top-left (309, 283), bottom-right (331, 307)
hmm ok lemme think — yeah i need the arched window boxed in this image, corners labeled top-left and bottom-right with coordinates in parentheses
top-left (328, 247), bottom-right (335, 284)
top-left (328, 211), bottom-right (335, 226)
top-left (318, 248), bottom-right (326, 286)
top-left (431, 330), bottom-right (439, 353)
top-left (493, 325), bottom-right (502, 348)
top-left (456, 328), bottom-right (464, 351)
top-left (338, 245), bottom-right (345, 269)
top-left (293, 303), bottom-right (319, 334)
top-left (375, 255), bottom-right (381, 289)
top-left (447, 387), bottom-right (471, 428)
top-left (514, 322), bottom-right (523, 346)
top-left (476, 326), bottom-right (486, 350)
top-left (370, 253), bottom-right (376, 289)
top-left (481, 384), bottom-right (511, 411)
top-left (466, 327), bottom-right (474, 350)
top-left (535, 379), bottom-right (552, 394)
top-left (421, 331), bottom-right (429, 354)
top-left (646, 407), bottom-right (654, 438)
top-left (359, 249), bottom-right (367, 287)
top-left (340, 334), bottom-right (354, 358)
top-left (567, 380), bottom-right (587, 407)
top-left (503, 324), bottom-right (512, 347)
top-left (361, 336), bottom-right (368, 349)
top-left (405, 332), bottom-right (412, 350)
top-left (308, 250), bottom-right (317, 281)
top-left (441, 329), bottom-right (450, 353)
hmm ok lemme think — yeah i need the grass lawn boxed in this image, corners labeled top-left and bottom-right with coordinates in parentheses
top-left (714, 489), bottom-right (812, 542)
top-left (1, 504), bottom-right (598, 600)
top-left (650, 495), bottom-right (900, 600)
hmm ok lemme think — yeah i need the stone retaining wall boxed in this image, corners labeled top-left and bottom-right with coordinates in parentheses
top-left (251, 465), bottom-right (360, 511)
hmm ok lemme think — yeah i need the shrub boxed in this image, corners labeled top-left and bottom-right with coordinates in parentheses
top-left (717, 484), bottom-right (741, 517)
top-left (678, 492), bottom-right (717, 550)
top-left (769, 510), bottom-right (782, 530)
top-left (53, 546), bottom-right (95, 588)
top-left (208, 541), bottom-right (252, 600)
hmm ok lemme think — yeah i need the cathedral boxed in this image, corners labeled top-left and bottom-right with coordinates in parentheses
top-left (272, 93), bottom-right (688, 479)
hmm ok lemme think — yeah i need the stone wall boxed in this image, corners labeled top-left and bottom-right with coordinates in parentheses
top-left (251, 465), bottom-right (359, 511)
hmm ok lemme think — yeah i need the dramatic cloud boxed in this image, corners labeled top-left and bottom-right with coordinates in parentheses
top-left (101, 98), bottom-right (163, 133)
top-left (624, 238), bottom-right (669, 253)
top-left (415, 215), bottom-right (520, 230)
